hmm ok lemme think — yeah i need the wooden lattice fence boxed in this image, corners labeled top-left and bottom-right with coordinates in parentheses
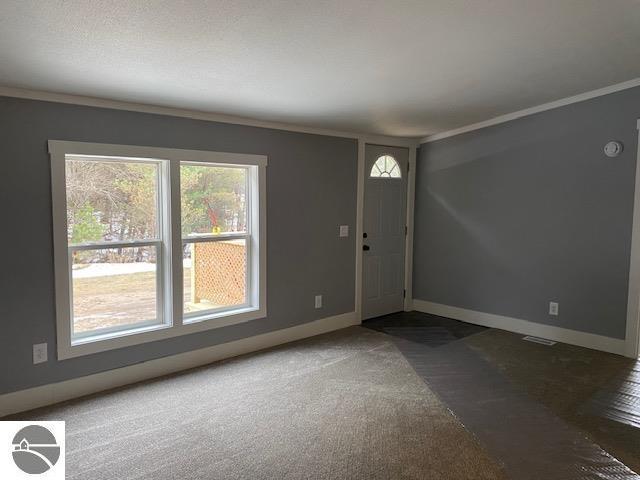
top-left (191, 240), bottom-right (246, 306)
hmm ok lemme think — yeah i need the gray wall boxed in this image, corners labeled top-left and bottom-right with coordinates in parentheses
top-left (0, 96), bottom-right (357, 395)
top-left (414, 86), bottom-right (640, 339)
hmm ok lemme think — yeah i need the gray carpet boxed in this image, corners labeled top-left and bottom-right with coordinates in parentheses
top-left (12, 327), bottom-right (506, 480)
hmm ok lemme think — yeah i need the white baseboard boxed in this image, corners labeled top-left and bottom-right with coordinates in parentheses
top-left (412, 300), bottom-right (627, 356)
top-left (0, 312), bottom-right (359, 417)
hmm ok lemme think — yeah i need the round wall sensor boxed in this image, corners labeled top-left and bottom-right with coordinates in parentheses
top-left (604, 141), bottom-right (623, 157)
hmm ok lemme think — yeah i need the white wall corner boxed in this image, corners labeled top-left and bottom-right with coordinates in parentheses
top-left (625, 124), bottom-right (640, 358)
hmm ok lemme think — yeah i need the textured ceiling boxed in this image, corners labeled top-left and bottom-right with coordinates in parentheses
top-left (1, 0), bottom-right (639, 137)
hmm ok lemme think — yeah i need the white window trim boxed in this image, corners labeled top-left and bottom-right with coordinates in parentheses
top-left (49, 140), bottom-right (267, 360)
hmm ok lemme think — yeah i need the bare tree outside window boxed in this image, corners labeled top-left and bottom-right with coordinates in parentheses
top-left (66, 158), bottom-right (161, 335)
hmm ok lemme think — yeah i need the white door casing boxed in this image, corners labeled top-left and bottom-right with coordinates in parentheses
top-left (362, 144), bottom-right (409, 320)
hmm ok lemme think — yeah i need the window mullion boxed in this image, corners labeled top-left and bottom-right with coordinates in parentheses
top-left (168, 159), bottom-right (183, 327)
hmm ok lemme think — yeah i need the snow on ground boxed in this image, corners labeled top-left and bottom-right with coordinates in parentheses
top-left (73, 259), bottom-right (192, 278)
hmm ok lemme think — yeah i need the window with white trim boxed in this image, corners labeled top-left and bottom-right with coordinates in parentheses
top-left (181, 162), bottom-right (256, 321)
top-left (50, 141), bottom-right (267, 359)
top-left (66, 156), bottom-right (169, 341)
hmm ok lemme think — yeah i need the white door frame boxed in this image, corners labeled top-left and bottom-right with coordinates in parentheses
top-left (355, 138), bottom-right (418, 322)
top-left (624, 119), bottom-right (640, 358)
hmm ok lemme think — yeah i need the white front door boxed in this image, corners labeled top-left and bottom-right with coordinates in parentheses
top-left (362, 144), bottom-right (408, 320)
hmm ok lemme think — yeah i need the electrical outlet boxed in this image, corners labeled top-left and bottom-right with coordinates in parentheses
top-left (315, 295), bottom-right (323, 309)
top-left (339, 225), bottom-right (349, 237)
top-left (33, 343), bottom-right (48, 364)
top-left (549, 302), bottom-right (559, 316)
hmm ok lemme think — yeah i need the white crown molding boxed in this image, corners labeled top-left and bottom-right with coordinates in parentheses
top-left (420, 77), bottom-right (640, 144)
top-left (0, 311), bottom-right (360, 417)
top-left (0, 85), bottom-right (419, 148)
top-left (413, 299), bottom-right (628, 357)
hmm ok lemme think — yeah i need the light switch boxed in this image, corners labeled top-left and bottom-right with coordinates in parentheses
top-left (339, 225), bottom-right (349, 237)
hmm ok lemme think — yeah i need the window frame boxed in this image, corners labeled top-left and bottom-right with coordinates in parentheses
top-left (180, 161), bottom-right (255, 323)
top-left (66, 156), bottom-right (169, 343)
top-left (50, 140), bottom-right (267, 360)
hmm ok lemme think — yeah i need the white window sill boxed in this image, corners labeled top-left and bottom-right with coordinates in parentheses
top-left (184, 305), bottom-right (258, 326)
top-left (59, 306), bottom-right (266, 360)
top-left (71, 322), bottom-right (172, 347)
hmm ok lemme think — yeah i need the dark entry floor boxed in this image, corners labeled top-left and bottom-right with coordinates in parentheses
top-left (364, 310), bottom-right (487, 347)
top-left (364, 311), bottom-right (640, 477)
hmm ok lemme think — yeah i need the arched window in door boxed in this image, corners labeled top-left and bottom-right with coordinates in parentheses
top-left (370, 155), bottom-right (401, 178)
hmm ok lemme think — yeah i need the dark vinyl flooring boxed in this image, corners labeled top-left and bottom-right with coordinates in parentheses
top-left (364, 311), bottom-right (640, 478)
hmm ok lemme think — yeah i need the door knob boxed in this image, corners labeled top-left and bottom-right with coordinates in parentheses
top-left (363, 245), bottom-right (370, 251)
